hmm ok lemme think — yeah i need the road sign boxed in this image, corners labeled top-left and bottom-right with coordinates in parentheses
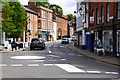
top-left (90, 17), bottom-right (94, 24)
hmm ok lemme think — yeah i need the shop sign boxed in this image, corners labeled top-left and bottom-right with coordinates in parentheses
top-left (109, 16), bottom-right (113, 20)
top-left (90, 17), bottom-right (94, 24)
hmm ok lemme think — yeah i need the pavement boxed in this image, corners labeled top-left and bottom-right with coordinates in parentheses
top-left (68, 42), bottom-right (120, 67)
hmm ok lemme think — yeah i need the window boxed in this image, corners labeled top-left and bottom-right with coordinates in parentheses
top-left (106, 3), bottom-right (109, 22)
top-left (96, 8), bottom-right (99, 24)
top-left (101, 6), bottom-right (104, 23)
top-left (118, 1), bottom-right (120, 19)
top-left (42, 21), bottom-right (44, 28)
top-left (38, 23), bottom-right (40, 28)
top-left (42, 11), bottom-right (44, 18)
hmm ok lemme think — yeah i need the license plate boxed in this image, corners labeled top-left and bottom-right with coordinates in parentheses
top-left (34, 42), bottom-right (38, 44)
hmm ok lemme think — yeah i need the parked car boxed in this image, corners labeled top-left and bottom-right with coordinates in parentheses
top-left (61, 38), bottom-right (69, 44)
top-left (30, 38), bottom-right (45, 50)
top-left (71, 36), bottom-right (77, 41)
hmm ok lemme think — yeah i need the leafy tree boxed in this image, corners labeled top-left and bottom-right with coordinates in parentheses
top-left (2, 1), bottom-right (28, 42)
top-left (49, 4), bottom-right (63, 15)
top-left (36, 2), bottom-right (50, 8)
top-left (67, 14), bottom-right (76, 27)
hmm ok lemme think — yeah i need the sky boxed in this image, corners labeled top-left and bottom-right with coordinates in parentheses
top-left (18, 0), bottom-right (76, 15)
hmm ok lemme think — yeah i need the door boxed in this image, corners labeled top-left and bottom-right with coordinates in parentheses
top-left (86, 35), bottom-right (91, 50)
top-left (117, 31), bottom-right (120, 54)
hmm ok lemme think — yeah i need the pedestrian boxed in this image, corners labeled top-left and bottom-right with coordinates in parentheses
top-left (94, 40), bottom-right (97, 54)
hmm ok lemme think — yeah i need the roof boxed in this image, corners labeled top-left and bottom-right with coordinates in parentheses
top-left (24, 6), bottom-right (38, 15)
top-left (37, 6), bottom-right (53, 12)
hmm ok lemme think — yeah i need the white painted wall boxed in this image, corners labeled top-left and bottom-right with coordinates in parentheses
top-left (53, 22), bottom-right (57, 41)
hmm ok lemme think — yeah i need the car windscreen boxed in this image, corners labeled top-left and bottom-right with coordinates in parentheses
top-left (31, 39), bottom-right (39, 42)
top-left (62, 38), bottom-right (68, 40)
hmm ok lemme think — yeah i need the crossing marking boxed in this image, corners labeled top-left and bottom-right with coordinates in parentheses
top-left (28, 64), bottom-right (39, 67)
top-left (49, 51), bottom-right (52, 53)
top-left (44, 64), bottom-right (54, 67)
top-left (87, 71), bottom-right (101, 74)
top-left (11, 64), bottom-right (23, 67)
top-left (105, 72), bottom-right (118, 75)
top-left (0, 64), bottom-right (7, 67)
top-left (55, 64), bottom-right (86, 73)
top-left (69, 54), bottom-right (75, 56)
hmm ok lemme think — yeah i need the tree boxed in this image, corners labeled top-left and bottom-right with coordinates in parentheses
top-left (49, 4), bottom-right (63, 15)
top-left (36, 1), bottom-right (50, 8)
top-left (67, 14), bottom-right (76, 27)
top-left (2, 1), bottom-right (28, 42)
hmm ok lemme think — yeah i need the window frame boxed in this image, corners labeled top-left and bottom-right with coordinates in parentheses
top-left (96, 8), bottom-right (99, 24)
top-left (106, 3), bottom-right (109, 22)
top-left (118, 1), bottom-right (120, 19)
top-left (101, 5), bottom-right (104, 23)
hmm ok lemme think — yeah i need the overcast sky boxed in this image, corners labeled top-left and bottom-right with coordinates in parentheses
top-left (18, 0), bottom-right (76, 15)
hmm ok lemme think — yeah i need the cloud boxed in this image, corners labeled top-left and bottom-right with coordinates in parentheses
top-left (18, 0), bottom-right (76, 15)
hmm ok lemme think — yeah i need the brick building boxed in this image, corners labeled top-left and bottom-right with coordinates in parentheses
top-left (52, 7), bottom-right (68, 39)
top-left (89, 2), bottom-right (120, 56)
top-left (28, 2), bottom-right (53, 41)
top-left (22, 7), bottom-right (38, 45)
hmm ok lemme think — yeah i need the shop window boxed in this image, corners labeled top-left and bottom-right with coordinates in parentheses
top-left (103, 31), bottom-right (113, 52)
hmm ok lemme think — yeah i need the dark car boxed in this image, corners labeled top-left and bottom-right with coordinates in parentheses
top-left (30, 38), bottom-right (45, 50)
top-left (61, 38), bottom-right (69, 44)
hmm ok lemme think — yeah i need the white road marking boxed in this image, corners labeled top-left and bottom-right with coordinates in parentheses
top-left (55, 64), bottom-right (86, 73)
top-left (61, 59), bottom-right (67, 61)
top-left (105, 72), bottom-right (118, 75)
top-left (33, 60), bottom-right (45, 62)
top-left (28, 64), bottom-right (39, 67)
top-left (11, 64), bottom-right (23, 67)
top-left (0, 64), bottom-right (7, 67)
top-left (87, 71), bottom-right (101, 74)
top-left (60, 46), bottom-right (64, 47)
top-left (49, 51), bottom-right (52, 53)
top-left (44, 64), bottom-right (54, 67)
top-left (69, 54), bottom-right (75, 56)
top-left (11, 56), bottom-right (45, 60)
top-left (48, 55), bottom-right (60, 58)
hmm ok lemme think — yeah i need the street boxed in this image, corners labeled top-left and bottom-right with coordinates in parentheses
top-left (0, 41), bottom-right (119, 79)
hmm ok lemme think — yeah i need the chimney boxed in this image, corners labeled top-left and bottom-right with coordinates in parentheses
top-left (28, 2), bottom-right (36, 11)
top-left (53, 6), bottom-right (56, 14)
top-left (58, 8), bottom-right (62, 17)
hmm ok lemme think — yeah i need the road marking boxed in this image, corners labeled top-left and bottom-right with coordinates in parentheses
top-left (44, 64), bottom-right (54, 67)
top-left (28, 64), bottom-right (39, 67)
top-left (105, 72), bottom-right (118, 75)
top-left (49, 51), bottom-right (52, 53)
top-left (11, 56), bottom-right (45, 60)
top-left (87, 71), bottom-right (101, 74)
top-left (47, 55), bottom-right (60, 58)
top-left (11, 64), bottom-right (23, 67)
top-left (0, 64), bottom-right (7, 67)
top-left (61, 59), bottom-right (67, 61)
top-left (60, 46), bottom-right (64, 47)
top-left (55, 64), bottom-right (86, 73)
top-left (69, 54), bottom-right (75, 56)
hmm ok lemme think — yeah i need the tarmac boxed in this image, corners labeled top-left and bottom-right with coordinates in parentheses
top-left (68, 43), bottom-right (120, 67)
